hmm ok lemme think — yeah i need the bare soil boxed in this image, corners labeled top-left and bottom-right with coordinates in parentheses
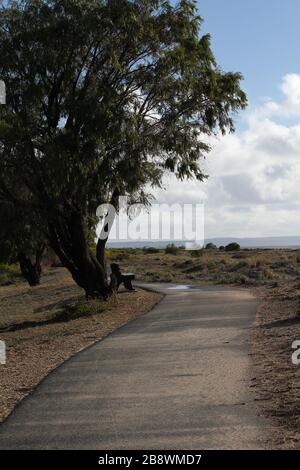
top-left (114, 247), bottom-right (300, 448)
top-left (252, 281), bottom-right (300, 449)
top-left (2, 248), bottom-right (300, 448)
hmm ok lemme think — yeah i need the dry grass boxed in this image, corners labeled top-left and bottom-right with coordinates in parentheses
top-left (2, 248), bottom-right (300, 446)
top-left (0, 268), bottom-right (162, 422)
top-left (112, 247), bottom-right (300, 285)
top-left (252, 281), bottom-right (300, 449)
top-left (0, 264), bottom-right (21, 286)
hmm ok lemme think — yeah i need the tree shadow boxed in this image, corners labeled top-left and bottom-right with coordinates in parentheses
top-left (0, 299), bottom-right (83, 333)
top-left (265, 316), bottom-right (300, 329)
top-left (34, 298), bottom-right (76, 313)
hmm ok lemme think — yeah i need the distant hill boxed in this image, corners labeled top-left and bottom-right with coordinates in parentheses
top-left (107, 236), bottom-right (300, 249)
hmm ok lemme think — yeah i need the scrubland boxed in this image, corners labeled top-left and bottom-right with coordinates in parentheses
top-left (1, 247), bottom-right (300, 447)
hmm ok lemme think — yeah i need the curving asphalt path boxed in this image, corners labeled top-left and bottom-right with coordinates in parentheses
top-left (0, 284), bottom-right (270, 450)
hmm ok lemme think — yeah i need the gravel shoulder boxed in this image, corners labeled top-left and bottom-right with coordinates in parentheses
top-left (252, 280), bottom-right (300, 449)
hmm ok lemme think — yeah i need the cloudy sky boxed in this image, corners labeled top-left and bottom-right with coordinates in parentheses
top-left (154, 0), bottom-right (300, 239)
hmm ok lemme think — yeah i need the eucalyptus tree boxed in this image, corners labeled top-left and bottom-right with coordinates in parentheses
top-left (0, 201), bottom-right (46, 285)
top-left (0, 0), bottom-right (247, 298)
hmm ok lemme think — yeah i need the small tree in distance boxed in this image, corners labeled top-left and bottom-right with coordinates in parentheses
top-left (165, 244), bottom-right (179, 255)
top-left (225, 243), bottom-right (241, 252)
top-left (0, 0), bottom-right (247, 298)
top-left (205, 243), bottom-right (217, 250)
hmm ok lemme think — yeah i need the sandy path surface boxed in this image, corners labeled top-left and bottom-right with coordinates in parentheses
top-left (0, 284), bottom-right (271, 449)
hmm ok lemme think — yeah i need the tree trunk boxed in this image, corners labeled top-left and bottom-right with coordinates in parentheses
top-left (18, 245), bottom-right (44, 287)
top-left (47, 207), bottom-right (109, 299)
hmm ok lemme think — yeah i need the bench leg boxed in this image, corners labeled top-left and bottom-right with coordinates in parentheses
top-left (123, 278), bottom-right (135, 291)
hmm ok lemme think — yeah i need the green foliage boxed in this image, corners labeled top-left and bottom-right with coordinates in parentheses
top-left (225, 243), bottom-right (241, 252)
top-left (0, 0), bottom-right (247, 276)
top-left (205, 242), bottom-right (217, 250)
top-left (0, 263), bottom-right (21, 286)
top-left (0, 201), bottom-right (46, 264)
top-left (143, 247), bottom-right (160, 254)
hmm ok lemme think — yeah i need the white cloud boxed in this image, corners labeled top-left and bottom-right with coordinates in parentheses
top-left (255, 73), bottom-right (300, 119)
top-left (154, 74), bottom-right (300, 238)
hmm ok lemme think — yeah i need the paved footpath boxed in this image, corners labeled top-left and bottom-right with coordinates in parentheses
top-left (0, 284), bottom-right (271, 449)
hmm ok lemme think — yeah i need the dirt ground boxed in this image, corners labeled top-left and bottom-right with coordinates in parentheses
top-left (114, 247), bottom-right (300, 448)
top-left (252, 281), bottom-right (300, 449)
top-left (0, 268), bottom-right (161, 422)
top-left (1, 248), bottom-right (300, 448)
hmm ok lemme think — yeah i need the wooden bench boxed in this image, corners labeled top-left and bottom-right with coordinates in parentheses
top-left (110, 263), bottom-right (135, 292)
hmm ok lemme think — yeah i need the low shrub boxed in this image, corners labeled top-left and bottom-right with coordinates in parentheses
top-left (55, 299), bottom-right (110, 322)
top-left (190, 249), bottom-right (204, 258)
top-left (205, 243), bottom-right (217, 250)
top-left (0, 263), bottom-right (21, 286)
top-left (225, 242), bottom-right (241, 252)
top-left (263, 268), bottom-right (275, 280)
top-left (165, 243), bottom-right (179, 255)
top-left (143, 247), bottom-right (160, 254)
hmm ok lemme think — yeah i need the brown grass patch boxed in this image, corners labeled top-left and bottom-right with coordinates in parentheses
top-left (252, 281), bottom-right (300, 449)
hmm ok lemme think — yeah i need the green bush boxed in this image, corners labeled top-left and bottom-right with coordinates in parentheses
top-left (225, 243), bottom-right (241, 252)
top-left (0, 263), bottom-right (21, 286)
top-left (205, 243), bottom-right (217, 250)
top-left (143, 247), bottom-right (160, 254)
